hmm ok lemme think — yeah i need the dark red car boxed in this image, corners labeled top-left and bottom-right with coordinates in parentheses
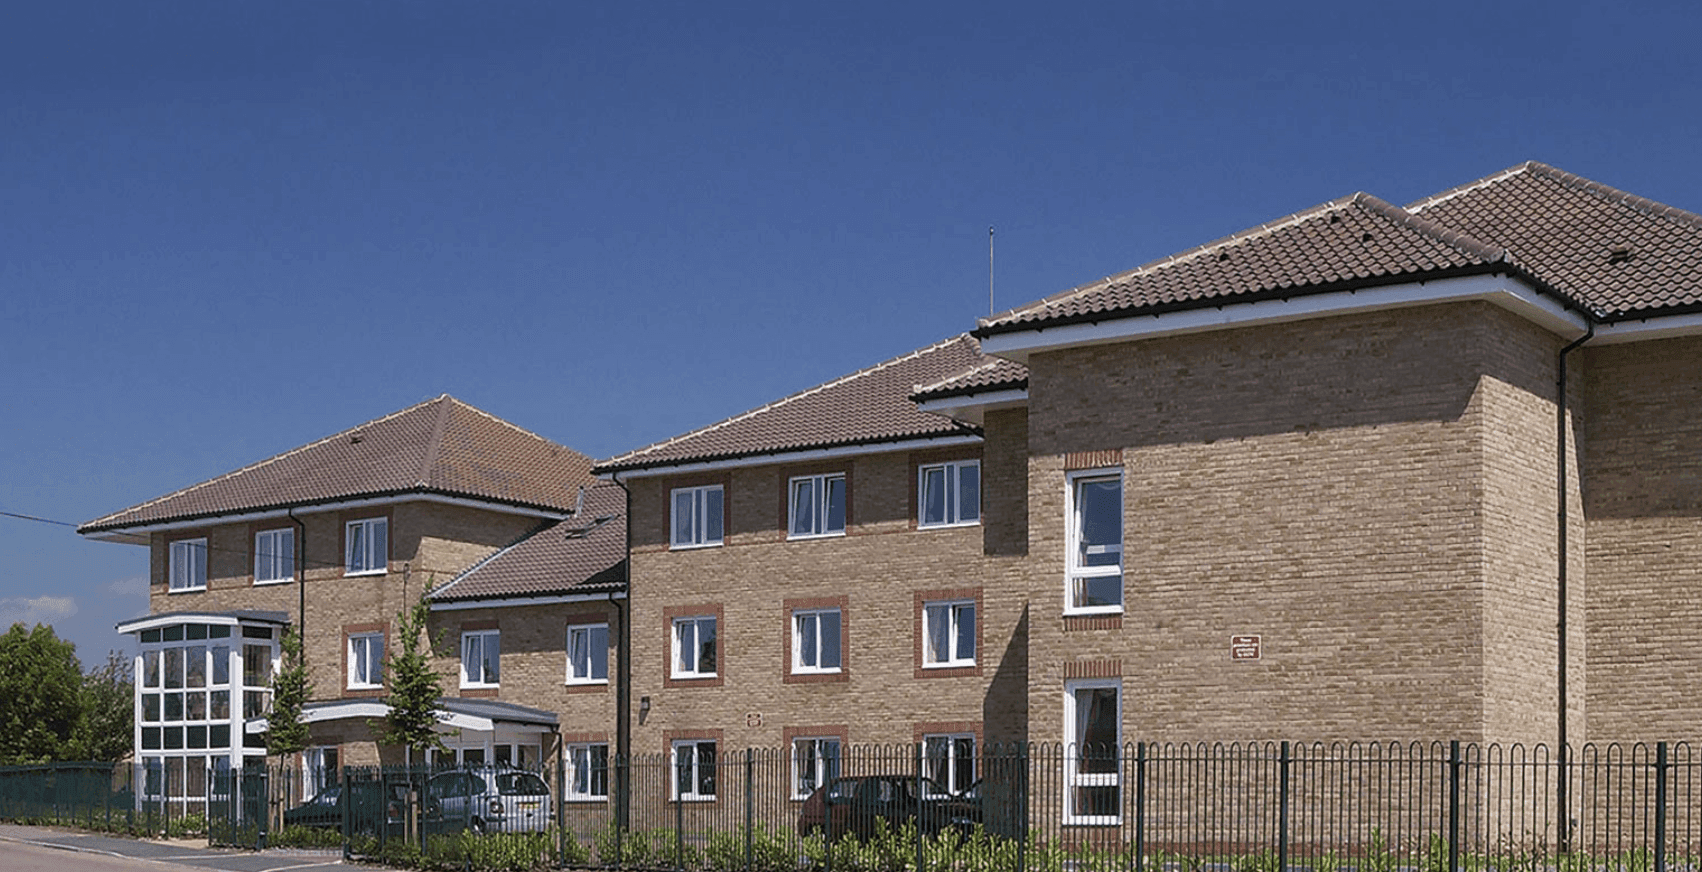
top-left (796, 775), bottom-right (977, 839)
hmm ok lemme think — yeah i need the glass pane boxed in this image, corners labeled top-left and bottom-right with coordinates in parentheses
top-left (186, 645), bottom-right (207, 687)
top-left (143, 651), bottom-right (160, 688)
top-left (142, 694), bottom-right (161, 722)
top-left (922, 468), bottom-right (946, 524)
top-left (347, 523), bottom-right (365, 571)
top-left (798, 615), bottom-right (818, 668)
top-left (570, 629), bottom-right (588, 677)
top-left (1075, 785), bottom-right (1119, 817)
top-left (371, 520), bottom-right (387, 570)
top-left (958, 464), bottom-right (980, 521)
top-left (1077, 478), bottom-right (1123, 567)
top-left (703, 488), bottom-right (723, 542)
top-left (485, 634), bottom-right (499, 683)
top-left (696, 743), bottom-right (716, 796)
top-left (675, 749), bottom-right (692, 797)
top-left (589, 626), bottom-right (608, 679)
top-left (818, 611), bottom-right (840, 669)
top-left (211, 690), bottom-right (230, 720)
top-left (243, 645), bottom-right (272, 687)
top-left (164, 648), bottom-right (184, 689)
top-left (1076, 687), bottom-right (1119, 773)
top-left (676, 621), bottom-right (695, 672)
top-left (953, 738), bottom-right (975, 793)
top-left (956, 604), bottom-right (975, 661)
top-left (187, 691), bottom-right (206, 721)
top-left (165, 692), bottom-right (183, 720)
top-left (1076, 575), bottom-right (1124, 609)
top-left (211, 646), bottom-right (229, 686)
top-left (796, 741), bottom-right (818, 794)
top-left (825, 476), bottom-right (846, 532)
top-left (698, 620), bottom-right (716, 674)
top-left (791, 479), bottom-right (815, 536)
top-left (672, 491), bottom-right (694, 544)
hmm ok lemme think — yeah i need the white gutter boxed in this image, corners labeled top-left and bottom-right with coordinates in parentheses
top-left (979, 274), bottom-right (1590, 363)
top-left (83, 492), bottom-right (572, 541)
top-left (601, 434), bottom-right (984, 480)
top-left (431, 591), bottom-right (628, 611)
top-left (1590, 311), bottom-right (1702, 345)
top-left (914, 387), bottom-right (1030, 421)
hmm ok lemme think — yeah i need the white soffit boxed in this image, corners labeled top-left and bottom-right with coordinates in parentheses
top-left (604, 434), bottom-right (984, 480)
top-left (913, 388), bottom-right (1030, 424)
top-left (979, 274), bottom-right (1590, 363)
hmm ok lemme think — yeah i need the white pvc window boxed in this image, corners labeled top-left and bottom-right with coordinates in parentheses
top-left (792, 609), bottom-right (842, 673)
top-left (671, 485), bottom-right (724, 548)
top-left (566, 743), bottom-right (609, 800)
top-left (923, 733), bottom-right (976, 796)
top-left (792, 737), bottom-right (841, 799)
top-left (672, 740), bottom-right (717, 800)
top-left (1066, 470), bottom-right (1123, 613)
top-left (254, 529), bottom-right (294, 584)
top-left (1065, 679), bottom-right (1122, 825)
top-left (567, 623), bottom-right (609, 684)
top-left (460, 630), bottom-right (500, 687)
top-left (919, 461), bottom-right (980, 528)
top-left (345, 517), bottom-right (388, 575)
top-left (672, 616), bottom-right (717, 678)
top-left (169, 539), bottom-right (207, 592)
top-left (347, 633), bottom-right (383, 689)
top-left (923, 600), bottom-right (975, 667)
top-left (789, 473), bottom-right (846, 538)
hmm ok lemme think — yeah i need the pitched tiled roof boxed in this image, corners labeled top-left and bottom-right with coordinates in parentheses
top-left (1408, 162), bottom-right (1702, 320)
top-left (910, 357), bottom-right (1029, 402)
top-left (428, 484), bottom-right (626, 602)
top-left (81, 395), bottom-right (594, 533)
top-left (977, 162), bottom-right (1702, 336)
top-left (596, 335), bottom-right (992, 472)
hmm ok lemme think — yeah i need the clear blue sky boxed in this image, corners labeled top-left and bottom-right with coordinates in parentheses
top-left (6, 0), bottom-right (1702, 667)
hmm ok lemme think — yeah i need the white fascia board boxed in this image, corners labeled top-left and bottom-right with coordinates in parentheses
top-left (602, 434), bottom-right (984, 480)
top-left (82, 492), bottom-right (572, 542)
top-left (913, 388), bottom-right (1030, 422)
top-left (431, 591), bottom-right (627, 612)
top-left (979, 274), bottom-right (1589, 363)
top-left (247, 700), bottom-right (392, 733)
top-left (1591, 311), bottom-right (1702, 345)
top-left (118, 613), bottom-right (286, 635)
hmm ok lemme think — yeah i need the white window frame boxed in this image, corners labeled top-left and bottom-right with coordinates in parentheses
top-left (169, 539), bottom-right (207, 592)
top-left (918, 460), bottom-right (980, 528)
top-left (565, 743), bottom-right (609, 801)
top-left (303, 746), bottom-right (339, 801)
top-left (344, 517), bottom-right (388, 576)
top-left (566, 623), bottom-right (609, 685)
top-left (791, 736), bottom-right (841, 799)
top-left (1064, 678), bottom-right (1122, 825)
top-left (788, 473), bottom-right (846, 539)
top-left (670, 485), bottom-right (724, 549)
top-left (671, 739), bottom-right (717, 801)
top-left (922, 733), bottom-right (976, 797)
top-left (347, 633), bottom-right (384, 690)
top-left (1065, 469), bottom-right (1124, 615)
top-left (922, 599), bottom-right (975, 668)
top-left (671, 616), bottom-right (717, 678)
top-left (460, 630), bottom-right (500, 688)
top-left (254, 528), bottom-right (294, 585)
top-left (791, 608), bottom-right (842, 674)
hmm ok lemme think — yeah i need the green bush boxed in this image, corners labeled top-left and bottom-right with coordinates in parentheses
top-left (704, 823), bottom-right (799, 872)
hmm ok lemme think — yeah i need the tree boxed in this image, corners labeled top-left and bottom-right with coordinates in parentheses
top-left (374, 597), bottom-right (446, 760)
top-left (0, 623), bottom-right (83, 764)
top-left (265, 626), bottom-right (313, 757)
top-left (67, 650), bottom-right (134, 762)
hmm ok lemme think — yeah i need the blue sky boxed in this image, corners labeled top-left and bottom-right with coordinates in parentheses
top-left (6, 0), bottom-right (1702, 666)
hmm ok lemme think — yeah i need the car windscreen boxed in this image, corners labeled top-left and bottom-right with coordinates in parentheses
top-left (496, 772), bottom-right (549, 796)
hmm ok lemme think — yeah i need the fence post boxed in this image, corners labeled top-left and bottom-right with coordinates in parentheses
top-left (1656, 742), bottom-right (1669, 872)
top-left (1278, 742), bottom-right (1290, 872)
top-left (1133, 742), bottom-right (1146, 872)
top-left (915, 742), bottom-right (925, 872)
top-left (1447, 741), bottom-right (1461, 872)
top-left (744, 749), bottom-right (754, 872)
top-left (1016, 744), bottom-right (1027, 872)
top-left (675, 784), bottom-right (685, 872)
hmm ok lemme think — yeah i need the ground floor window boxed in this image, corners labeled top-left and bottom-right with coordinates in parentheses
top-left (566, 743), bottom-right (609, 801)
top-left (922, 733), bottom-right (975, 796)
top-left (791, 737), bottom-right (841, 799)
top-left (304, 746), bottom-right (339, 800)
top-left (1065, 679), bottom-right (1122, 824)
top-left (672, 740), bottom-right (717, 801)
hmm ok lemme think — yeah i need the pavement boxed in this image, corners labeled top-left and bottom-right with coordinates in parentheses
top-left (0, 823), bottom-right (351, 871)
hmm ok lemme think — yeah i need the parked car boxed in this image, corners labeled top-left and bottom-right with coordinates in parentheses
top-left (796, 774), bottom-right (976, 839)
top-left (422, 768), bottom-right (552, 834)
top-left (282, 781), bottom-right (409, 835)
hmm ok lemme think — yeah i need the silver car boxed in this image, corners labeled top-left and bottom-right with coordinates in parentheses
top-left (423, 768), bottom-right (552, 834)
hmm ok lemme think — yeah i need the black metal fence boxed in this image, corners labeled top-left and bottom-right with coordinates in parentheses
top-left (11, 743), bottom-right (1702, 871)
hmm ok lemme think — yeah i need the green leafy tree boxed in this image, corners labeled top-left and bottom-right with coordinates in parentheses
top-left (266, 626), bottom-right (313, 757)
top-left (374, 597), bottom-right (446, 759)
top-left (0, 623), bottom-right (83, 764)
top-left (68, 650), bottom-right (134, 761)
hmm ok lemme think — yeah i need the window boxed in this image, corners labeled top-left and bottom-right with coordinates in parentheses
top-left (792, 609), bottom-right (841, 673)
top-left (461, 630), bottom-right (500, 687)
top-left (169, 539), bottom-right (207, 592)
top-left (672, 740), bottom-right (717, 800)
top-left (567, 623), bottom-right (609, 684)
top-left (923, 600), bottom-right (975, 667)
top-left (672, 616), bottom-right (717, 678)
top-left (254, 528), bottom-right (294, 584)
top-left (923, 734), bottom-right (976, 796)
top-left (792, 737), bottom-right (841, 798)
top-left (789, 473), bottom-right (846, 538)
top-left (919, 461), bottom-right (980, 528)
top-left (671, 485), bottom-right (724, 548)
top-left (1067, 471), bottom-right (1123, 613)
top-left (348, 633), bottom-right (383, 689)
top-left (567, 743), bottom-right (609, 800)
top-left (1065, 679), bottom-right (1122, 824)
top-left (303, 746), bottom-right (339, 801)
top-left (345, 517), bottom-right (388, 574)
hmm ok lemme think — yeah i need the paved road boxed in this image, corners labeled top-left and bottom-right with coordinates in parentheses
top-left (0, 824), bottom-right (349, 872)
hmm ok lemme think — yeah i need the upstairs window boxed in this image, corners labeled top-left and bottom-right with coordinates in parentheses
top-left (254, 528), bottom-right (294, 584)
top-left (789, 473), bottom-right (846, 538)
top-left (345, 517), bottom-right (388, 575)
top-left (919, 461), bottom-right (980, 528)
top-left (461, 630), bottom-right (500, 688)
top-left (672, 616), bottom-right (717, 678)
top-left (169, 539), bottom-right (208, 592)
top-left (1067, 471), bottom-right (1123, 613)
top-left (792, 609), bottom-right (842, 674)
top-left (671, 485), bottom-right (724, 549)
top-left (347, 633), bottom-right (383, 689)
top-left (567, 623), bottom-right (609, 684)
top-left (923, 600), bottom-right (975, 667)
